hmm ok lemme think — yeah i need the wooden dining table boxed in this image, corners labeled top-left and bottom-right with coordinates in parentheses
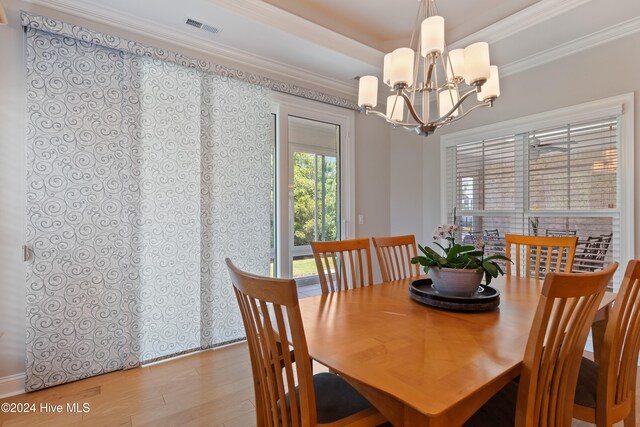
top-left (297, 274), bottom-right (616, 427)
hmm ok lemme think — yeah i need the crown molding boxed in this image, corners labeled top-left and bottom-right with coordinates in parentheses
top-left (24, 0), bottom-right (360, 99)
top-left (501, 16), bottom-right (640, 77)
top-left (23, 0), bottom-right (639, 100)
top-left (450, 0), bottom-right (592, 49)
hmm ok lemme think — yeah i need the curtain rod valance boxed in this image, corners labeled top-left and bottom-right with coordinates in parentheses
top-left (21, 11), bottom-right (358, 110)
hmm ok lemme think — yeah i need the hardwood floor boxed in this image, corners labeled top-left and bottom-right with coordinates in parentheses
top-left (0, 342), bottom-right (637, 426)
top-left (0, 281), bottom-right (636, 427)
top-left (0, 285), bottom-right (324, 427)
top-left (0, 342), bottom-right (257, 427)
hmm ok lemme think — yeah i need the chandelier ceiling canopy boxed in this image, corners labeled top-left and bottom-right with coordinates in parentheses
top-left (358, 0), bottom-right (501, 137)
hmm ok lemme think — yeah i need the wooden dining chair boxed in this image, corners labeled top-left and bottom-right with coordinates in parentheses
top-left (371, 235), bottom-right (419, 282)
top-left (311, 238), bottom-right (374, 294)
top-left (573, 259), bottom-right (640, 427)
top-left (505, 234), bottom-right (578, 278)
top-left (226, 259), bottom-right (386, 427)
top-left (463, 262), bottom-right (618, 427)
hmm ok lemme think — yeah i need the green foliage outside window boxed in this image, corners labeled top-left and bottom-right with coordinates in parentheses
top-left (293, 152), bottom-right (338, 246)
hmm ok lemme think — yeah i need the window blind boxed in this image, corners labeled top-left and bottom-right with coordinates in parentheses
top-left (528, 119), bottom-right (617, 211)
top-left (454, 135), bottom-right (518, 212)
top-left (446, 116), bottom-right (621, 283)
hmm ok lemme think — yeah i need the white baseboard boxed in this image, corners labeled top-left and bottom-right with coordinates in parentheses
top-left (0, 373), bottom-right (25, 399)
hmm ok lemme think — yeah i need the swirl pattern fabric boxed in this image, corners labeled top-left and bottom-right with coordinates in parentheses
top-left (25, 27), bottom-right (272, 391)
top-left (20, 11), bottom-right (358, 111)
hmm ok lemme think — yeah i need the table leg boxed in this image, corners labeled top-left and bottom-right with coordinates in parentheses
top-left (345, 381), bottom-right (403, 425)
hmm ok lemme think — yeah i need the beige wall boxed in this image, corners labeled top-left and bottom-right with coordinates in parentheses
top-left (432, 31), bottom-right (640, 258)
top-left (0, 0), bottom-right (392, 385)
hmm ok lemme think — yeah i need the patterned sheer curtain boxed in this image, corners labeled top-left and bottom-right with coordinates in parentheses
top-left (24, 26), bottom-right (271, 391)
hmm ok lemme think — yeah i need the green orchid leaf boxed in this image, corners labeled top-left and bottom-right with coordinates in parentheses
top-left (463, 250), bottom-right (485, 257)
top-left (482, 261), bottom-right (498, 277)
top-left (411, 256), bottom-right (430, 265)
top-left (447, 244), bottom-right (474, 260)
top-left (418, 244), bottom-right (430, 256)
top-left (485, 269), bottom-right (493, 285)
top-left (484, 254), bottom-right (512, 263)
top-left (433, 241), bottom-right (448, 254)
top-left (422, 245), bottom-right (443, 259)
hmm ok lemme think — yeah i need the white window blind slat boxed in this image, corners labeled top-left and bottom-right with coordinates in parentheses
top-left (446, 116), bottom-right (621, 282)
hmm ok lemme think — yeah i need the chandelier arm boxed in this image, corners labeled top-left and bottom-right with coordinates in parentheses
top-left (436, 86), bottom-right (480, 122)
top-left (410, 47), bottom-right (421, 108)
top-left (436, 81), bottom-right (455, 91)
top-left (425, 60), bottom-right (435, 89)
top-left (365, 109), bottom-right (393, 122)
top-left (435, 101), bottom-right (491, 126)
top-left (400, 93), bottom-right (426, 125)
top-left (436, 53), bottom-right (454, 91)
top-left (366, 108), bottom-right (420, 128)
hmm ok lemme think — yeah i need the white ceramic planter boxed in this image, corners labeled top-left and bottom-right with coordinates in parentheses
top-left (429, 267), bottom-right (483, 297)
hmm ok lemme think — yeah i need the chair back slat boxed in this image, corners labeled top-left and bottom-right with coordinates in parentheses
top-left (506, 234), bottom-right (578, 278)
top-left (515, 262), bottom-right (618, 427)
top-left (328, 253), bottom-right (337, 292)
top-left (372, 235), bottom-right (419, 282)
top-left (338, 251), bottom-right (347, 290)
top-left (227, 259), bottom-right (317, 427)
top-left (236, 288), bottom-right (271, 425)
top-left (311, 238), bottom-right (373, 293)
top-left (599, 260), bottom-right (640, 415)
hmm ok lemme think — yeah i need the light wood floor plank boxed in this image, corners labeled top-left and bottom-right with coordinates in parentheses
top-left (0, 341), bottom-right (637, 426)
top-left (221, 410), bottom-right (257, 427)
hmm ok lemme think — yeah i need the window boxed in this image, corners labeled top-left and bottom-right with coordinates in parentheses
top-left (441, 95), bottom-right (634, 289)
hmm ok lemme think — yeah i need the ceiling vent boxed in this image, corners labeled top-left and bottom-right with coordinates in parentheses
top-left (186, 18), bottom-right (223, 36)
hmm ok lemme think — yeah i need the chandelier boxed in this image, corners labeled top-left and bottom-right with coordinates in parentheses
top-left (357, 0), bottom-right (500, 137)
top-left (0, 0), bottom-right (7, 25)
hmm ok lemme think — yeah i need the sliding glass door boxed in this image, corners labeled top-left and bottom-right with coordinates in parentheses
top-left (271, 95), bottom-right (354, 284)
top-left (289, 117), bottom-right (341, 284)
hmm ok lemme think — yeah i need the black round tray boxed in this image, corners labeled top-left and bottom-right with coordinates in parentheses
top-left (409, 278), bottom-right (500, 312)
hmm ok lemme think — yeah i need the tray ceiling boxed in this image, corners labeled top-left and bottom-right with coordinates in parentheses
top-left (27, 0), bottom-right (640, 98)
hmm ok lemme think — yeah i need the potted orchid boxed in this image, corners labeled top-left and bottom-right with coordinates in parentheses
top-left (411, 224), bottom-right (511, 297)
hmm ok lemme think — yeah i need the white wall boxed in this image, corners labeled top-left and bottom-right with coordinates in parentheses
top-left (0, 0), bottom-right (28, 390)
top-left (422, 140), bottom-right (441, 241)
top-left (432, 31), bottom-right (640, 256)
top-left (0, 0), bottom-right (393, 390)
top-left (389, 129), bottom-right (424, 239)
top-left (354, 113), bottom-right (391, 282)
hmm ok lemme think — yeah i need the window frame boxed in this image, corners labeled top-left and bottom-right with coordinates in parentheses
top-left (271, 93), bottom-right (356, 279)
top-left (440, 94), bottom-right (635, 289)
